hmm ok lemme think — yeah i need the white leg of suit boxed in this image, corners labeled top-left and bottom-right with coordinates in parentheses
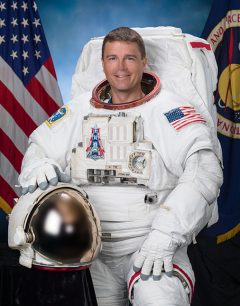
top-left (131, 275), bottom-right (189, 306)
top-left (128, 247), bottom-right (193, 306)
top-left (90, 246), bottom-right (193, 306)
top-left (90, 254), bottom-right (130, 306)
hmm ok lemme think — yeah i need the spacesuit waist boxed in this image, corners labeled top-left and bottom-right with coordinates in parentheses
top-left (82, 185), bottom-right (169, 222)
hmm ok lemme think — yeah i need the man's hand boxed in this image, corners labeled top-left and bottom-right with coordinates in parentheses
top-left (19, 164), bottom-right (71, 194)
top-left (133, 230), bottom-right (178, 281)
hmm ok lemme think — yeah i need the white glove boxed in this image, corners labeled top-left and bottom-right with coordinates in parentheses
top-left (19, 163), bottom-right (71, 194)
top-left (133, 230), bottom-right (178, 281)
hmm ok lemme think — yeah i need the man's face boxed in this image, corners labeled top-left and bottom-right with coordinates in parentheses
top-left (102, 41), bottom-right (147, 98)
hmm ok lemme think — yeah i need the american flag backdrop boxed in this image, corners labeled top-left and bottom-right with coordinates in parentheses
top-left (0, 0), bottom-right (62, 225)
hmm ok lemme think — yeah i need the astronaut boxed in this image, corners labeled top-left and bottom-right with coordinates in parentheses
top-left (17, 27), bottom-right (223, 306)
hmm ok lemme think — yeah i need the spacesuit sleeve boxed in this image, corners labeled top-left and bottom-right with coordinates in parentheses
top-left (20, 100), bottom-right (84, 180)
top-left (151, 121), bottom-right (223, 246)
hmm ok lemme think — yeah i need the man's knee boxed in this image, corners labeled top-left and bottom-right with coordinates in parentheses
top-left (131, 274), bottom-right (190, 306)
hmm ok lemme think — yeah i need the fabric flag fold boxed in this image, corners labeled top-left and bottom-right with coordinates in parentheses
top-left (202, 0), bottom-right (240, 242)
top-left (0, 0), bottom-right (63, 239)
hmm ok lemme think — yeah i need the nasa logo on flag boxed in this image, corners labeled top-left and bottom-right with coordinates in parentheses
top-left (201, 1), bottom-right (240, 240)
top-left (207, 10), bottom-right (240, 139)
top-left (46, 105), bottom-right (69, 127)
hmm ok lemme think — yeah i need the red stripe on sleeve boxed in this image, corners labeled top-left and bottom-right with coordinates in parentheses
top-left (190, 41), bottom-right (211, 50)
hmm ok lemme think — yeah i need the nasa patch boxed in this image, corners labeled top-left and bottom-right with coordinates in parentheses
top-left (45, 105), bottom-right (69, 127)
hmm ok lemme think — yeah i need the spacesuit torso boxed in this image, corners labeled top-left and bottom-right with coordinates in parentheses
top-left (13, 27), bottom-right (224, 305)
top-left (26, 73), bottom-right (219, 256)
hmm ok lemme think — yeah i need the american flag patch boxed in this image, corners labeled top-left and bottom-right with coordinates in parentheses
top-left (164, 106), bottom-right (206, 131)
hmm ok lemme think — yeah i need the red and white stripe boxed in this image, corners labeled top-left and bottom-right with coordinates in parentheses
top-left (127, 265), bottom-right (194, 304)
top-left (173, 263), bottom-right (194, 302)
top-left (0, 57), bottom-right (62, 213)
top-left (172, 106), bottom-right (206, 131)
top-left (128, 271), bottom-right (141, 302)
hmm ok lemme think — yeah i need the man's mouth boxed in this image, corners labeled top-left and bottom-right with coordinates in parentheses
top-left (115, 75), bottom-right (130, 78)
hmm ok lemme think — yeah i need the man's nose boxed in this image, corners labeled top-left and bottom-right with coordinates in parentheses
top-left (118, 59), bottom-right (126, 70)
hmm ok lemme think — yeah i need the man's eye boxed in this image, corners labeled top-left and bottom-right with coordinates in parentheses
top-left (108, 57), bottom-right (116, 61)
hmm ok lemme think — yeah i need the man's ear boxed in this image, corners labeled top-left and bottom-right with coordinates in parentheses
top-left (143, 57), bottom-right (148, 68)
top-left (101, 58), bottom-right (105, 72)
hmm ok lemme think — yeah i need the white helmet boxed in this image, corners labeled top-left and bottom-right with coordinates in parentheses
top-left (8, 183), bottom-right (101, 270)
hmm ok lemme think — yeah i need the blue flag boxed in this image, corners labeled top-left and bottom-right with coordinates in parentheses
top-left (202, 0), bottom-right (240, 242)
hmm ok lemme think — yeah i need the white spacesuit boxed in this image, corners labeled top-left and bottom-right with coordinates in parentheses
top-left (14, 27), bottom-right (223, 306)
top-left (16, 70), bottom-right (223, 306)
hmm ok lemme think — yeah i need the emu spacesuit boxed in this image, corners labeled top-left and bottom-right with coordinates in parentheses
top-left (17, 68), bottom-right (223, 305)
